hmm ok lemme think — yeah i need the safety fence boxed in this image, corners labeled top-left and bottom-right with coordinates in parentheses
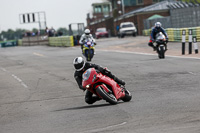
top-left (143, 27), bottom-right (200, 42)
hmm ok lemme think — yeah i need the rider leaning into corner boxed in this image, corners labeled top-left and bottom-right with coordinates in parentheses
top-left (148, 22), bottom-right (169, 51)
top-left (73, 57), bottom-right (125, 104)
top-left (79, 29), bottom-right (96, 53)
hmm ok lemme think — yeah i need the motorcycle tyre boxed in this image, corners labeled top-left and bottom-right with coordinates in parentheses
top-left (86, 49), bottom-right (94, 62)
top-left (158, 46), bottom-right (165, 59)
top-left (96, 86), bottom-right (118, 105)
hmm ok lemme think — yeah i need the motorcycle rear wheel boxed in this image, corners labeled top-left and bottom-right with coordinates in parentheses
top-left (96, 86), bottom-right (118, 105)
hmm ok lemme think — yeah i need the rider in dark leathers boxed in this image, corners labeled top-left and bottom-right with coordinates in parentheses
top-left (73, 57), bottom-right (125, 104)
top-left (148, 22), bottom-right (168, 51)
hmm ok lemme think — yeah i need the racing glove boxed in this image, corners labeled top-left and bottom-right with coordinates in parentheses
top-left (98, 66), bottom-right (110, 74)
top-left (103, 67), bottom-right (111, 74)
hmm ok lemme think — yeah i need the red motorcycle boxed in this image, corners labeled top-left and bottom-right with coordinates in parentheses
top-left (82, 68), bottom-right (132, 104)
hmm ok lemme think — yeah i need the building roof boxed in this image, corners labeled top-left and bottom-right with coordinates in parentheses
top-left (167, 1), bottom-right (200, 9)
top-left (115, 0), bottom-right (176, 21)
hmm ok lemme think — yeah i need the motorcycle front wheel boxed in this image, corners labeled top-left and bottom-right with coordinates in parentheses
top-left (159, 46), bottom-right (165, 59)
top-left (96, 86), bottom-right (118, 105)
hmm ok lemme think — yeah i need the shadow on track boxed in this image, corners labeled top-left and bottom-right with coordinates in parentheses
top-left (140, 58), bottom-right (161, 62)
top-left (54, 103), bottom-right (113, 112)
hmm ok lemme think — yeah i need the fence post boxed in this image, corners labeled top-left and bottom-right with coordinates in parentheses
top-left (193, 37), bottom-right (198, 54)
top-left (188, 29), bottom-right (192, 54)
top-left (182, 30), bottom-right (186, 55)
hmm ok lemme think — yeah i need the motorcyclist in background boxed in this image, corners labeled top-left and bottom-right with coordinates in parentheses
top-left (148, 22), bottom-right (168, 51)
top-left (73, 57), bottom-right (125, 104)
top-left (79, 29), bottom-right (96, 53)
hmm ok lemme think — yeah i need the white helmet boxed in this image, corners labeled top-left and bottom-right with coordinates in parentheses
top-left (84, 29), bottom-right (90, 36)
top-left (155, 22), bottom-right (162, 28)
top-left (73, 57), bottom-right (85, 71)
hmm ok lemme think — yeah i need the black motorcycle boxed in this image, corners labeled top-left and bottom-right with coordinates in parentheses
top-left (155, 32), bottom-right (167, 59)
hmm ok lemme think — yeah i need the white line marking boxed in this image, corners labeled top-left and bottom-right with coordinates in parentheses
top-left (12, 74), bottom-right (22, 82)
top-left (98, 49), bottom-right (200, 60)
top-left (33, 52), bottom-right (45, 57)
top-left (0, 67), bottom-right (7, 72)
top-left (12, 74), bottom-right (28, 88)
top-left (82, 122), bottom-right (127, 133)
top-left (1, 67), bottom-right (28, 88)
top-left (188, 72), bottom-right (196, 75)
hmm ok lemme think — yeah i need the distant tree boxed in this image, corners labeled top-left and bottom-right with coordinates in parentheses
top-left (0, 28), bottom-right (27, 41)
top-left (1, 29), bottom-right (15, 40)
top-left (15, 29), bottom-right (26, 39)
top-left (181, 0), bottom-right (200, 4)
top-left (32, 28), bottom-right (38, 33)
top-left (57, 27), bottom-right (69, 36)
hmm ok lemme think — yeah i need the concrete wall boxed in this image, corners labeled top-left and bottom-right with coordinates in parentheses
top-left (21, 36), bottom-right (74, 47)
top-left (22, 36), bottom-right (49, 46)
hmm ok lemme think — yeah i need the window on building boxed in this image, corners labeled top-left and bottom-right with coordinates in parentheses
top-left (94, 6), bottom-right (102, 13)
top-left (153, 0), bottom-right (158, 2)
top-left (124, 0), bottom-right (144, 6)
top-left (124, 0), bottom-right (136, 6)
top-left (103, 5), bottom-right (109, 13)
top-left (137, 0), bottom-right (143, 5)
top-left (153, 0), bottom-right (165, 3)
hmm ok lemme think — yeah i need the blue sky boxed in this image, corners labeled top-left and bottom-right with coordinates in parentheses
top-left (0, 0), bottom-right (103, 31)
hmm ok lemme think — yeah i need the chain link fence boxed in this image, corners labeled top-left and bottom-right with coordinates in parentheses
top-left (144, 4), bottom-right (200, 30)
top-left (170, 6), bottom-right (200, 28)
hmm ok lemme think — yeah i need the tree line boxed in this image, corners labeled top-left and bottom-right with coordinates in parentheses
top-left (0, 27), bottom-right (69, 41)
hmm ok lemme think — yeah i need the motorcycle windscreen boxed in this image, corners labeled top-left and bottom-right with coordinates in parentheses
top-left (156, 32), bottom-right (166, 41)
top-left (82, 68), bottom-right (92, 81)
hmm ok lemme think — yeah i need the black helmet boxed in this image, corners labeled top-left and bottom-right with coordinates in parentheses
top-left (73, 57), bottom-right (85, 71)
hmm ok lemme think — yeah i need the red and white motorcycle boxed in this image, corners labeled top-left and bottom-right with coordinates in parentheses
top-left (82, 68), bottom-right (132, 105)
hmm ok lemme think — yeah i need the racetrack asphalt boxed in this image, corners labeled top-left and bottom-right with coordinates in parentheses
top-left (0, 36), bottom-right (200, 133)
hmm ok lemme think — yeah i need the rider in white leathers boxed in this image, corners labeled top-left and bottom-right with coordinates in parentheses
top-left (79, 29), bottom-right (96, 52)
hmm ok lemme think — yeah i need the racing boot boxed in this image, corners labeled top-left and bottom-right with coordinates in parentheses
top-left (114, 77), bottom-right (125, 86)
top-left (85, 96), bottom-right (101, 104)
top-left (165, 44), bottom-right (168, 51)
top-left (148, 42), bottom-right (156, 51)
top-left (81, 45), bottom-right (84, 54)
top-left (153, 46), bottom-right (157, 51)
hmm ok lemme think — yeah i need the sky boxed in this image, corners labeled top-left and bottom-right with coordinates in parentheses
top-left (0, 0), bottom-right (104, 31)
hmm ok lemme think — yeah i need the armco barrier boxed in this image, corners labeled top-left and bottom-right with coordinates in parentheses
top-left (48, 36), bottom-right (74, 47)
top-left (143, 26), bottom-right (200, 42)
